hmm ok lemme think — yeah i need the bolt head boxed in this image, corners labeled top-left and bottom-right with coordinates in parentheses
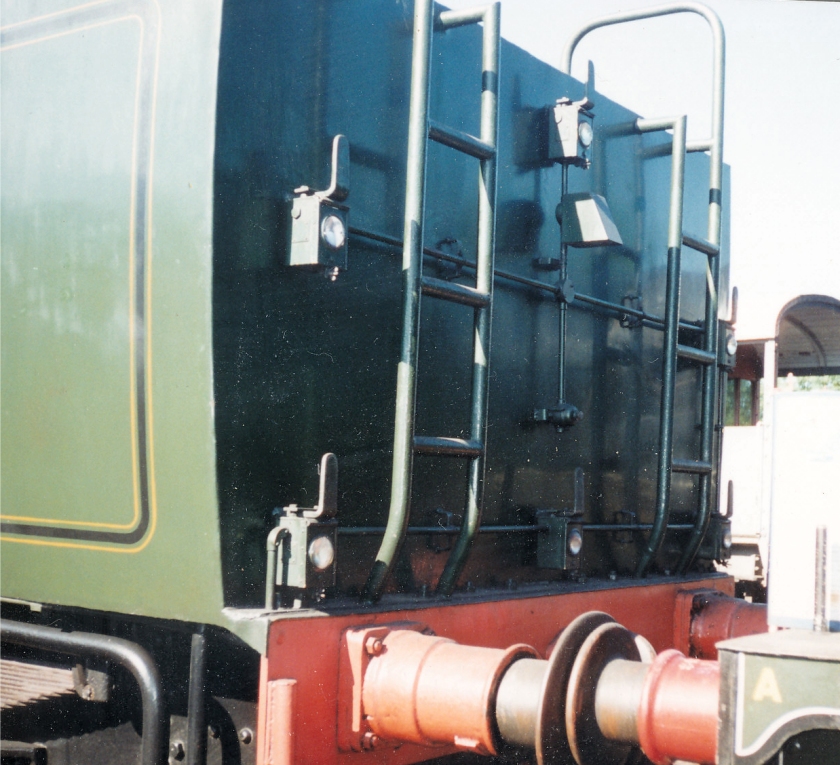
top-left (239, 728), bottom-right (253, 745)
top-left (365, 636), bottom-right (384, 656)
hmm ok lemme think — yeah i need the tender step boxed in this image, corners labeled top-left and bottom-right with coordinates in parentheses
top-left (421, 275), bottom-right (490, 307)
top-left (682, 232), bottom-right (720, 257)
top-left (413, 436), bottom-right (484, 457)
top-left (677, 344), bottom-right (716, 365)
top-left (671, 459), bottom-right (713, 475)
top-left (429, 120), bottom-right (495, 160)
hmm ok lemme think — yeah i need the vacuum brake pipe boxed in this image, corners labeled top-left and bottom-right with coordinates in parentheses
top-left (355, 611), bottom-right (726, 765)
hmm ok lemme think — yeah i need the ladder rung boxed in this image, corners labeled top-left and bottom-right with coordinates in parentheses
top-left (437, 7), bottom-right (486, 29)
top-left (672, 459), bottom-right (713, 475)
top-left (429, 120), bottom-right (495, 160)
top-left (677, 345), bottom-right (716, 365)
top-left (421, 276), bottom-right (490, 307)
top-left (413, 436), bottom-right (483, 457)
top-left (682, 233), bottom-right (720, 257)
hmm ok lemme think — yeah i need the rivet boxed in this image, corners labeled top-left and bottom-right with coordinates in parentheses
top-left (239, 728), bottom-right (253, 745)
top-left (365, 636), bottom-right (384, 656)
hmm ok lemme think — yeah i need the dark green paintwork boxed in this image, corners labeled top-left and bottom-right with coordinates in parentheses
top-left (1, 0), bottom-right (730, 627)
top-left (740, 653), bottom-right (839, 750)
top-left (211, 0), bottom-right (730, 605)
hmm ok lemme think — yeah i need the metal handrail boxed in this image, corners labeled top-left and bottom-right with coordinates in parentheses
top-left (634, 115), bottom-right (688, 576)
top-left (360, 0), bottom-right (435, 603)
top-left (563, 3), bottom-right (725, 576)
top-left (561, 1), bottom-right (725, 162)
top-left (1, 620), bottom-right (168, 765)
top-left (362, 0), bottom-right (501, 602)
top-left (435, 1), bottom-right (501, 597)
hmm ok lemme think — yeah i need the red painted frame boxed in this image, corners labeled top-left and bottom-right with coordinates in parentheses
top-left (257, 576), bottom-right (733, 765)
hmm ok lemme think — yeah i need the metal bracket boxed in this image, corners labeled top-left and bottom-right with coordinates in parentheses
top-left (532, 256), bottom-right (562, 272)
top-left (72, 662), bottom-right (110, 702)
top-left (556, 277), bottom-right (576, 304)
top-left (294, 135), bottom-right (350, 203)
top-left (613, 510), bottom-right (636, 545)
top-left (337, 622), bottom-right (428, 752)
top-left (434, 237), bottom-right (465, 280)
top-left (548, 96), bottom-right (594, 167)
top-left (697, 513), bottom-right (731, 563)
top-left (427, 507), bottom-right (460, 553)
top-left (532, 403), bottom-right (584, 428)
top-left (266, 454), bottom-right (340, 608)
top-left (620, 294), bottom-right (644, 329)
top-left (537, 468), bottom-right (585, 570)
top-left (288, 136), bottom-right (350, 276)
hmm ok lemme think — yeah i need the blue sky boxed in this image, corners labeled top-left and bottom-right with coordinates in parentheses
top-left (445, 0), bottom-right (840, 339)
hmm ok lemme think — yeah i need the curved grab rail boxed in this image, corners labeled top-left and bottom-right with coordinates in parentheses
top-left (1, 619), bottom-right (168, 765)
top-left (561, 2), bottom-right (724, 240)
top-left (563, 3), bottom-right (725, 576)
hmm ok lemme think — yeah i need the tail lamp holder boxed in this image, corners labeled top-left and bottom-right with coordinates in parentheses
top-left (266, 453), bottom-right (339, 609)
top-left (536, 467), bottom-right (585, 571)
top-left (548, 96), bottom-right (594, 168)
top-left (287, 135), bottom-right (350, 277)
top-left (697, 512), bottom-right (732, 563)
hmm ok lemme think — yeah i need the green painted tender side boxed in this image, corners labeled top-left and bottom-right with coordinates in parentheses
top-left (1, 0), bottom-right (226, 623)
top-left (1, 0), bottom-right (730, 626)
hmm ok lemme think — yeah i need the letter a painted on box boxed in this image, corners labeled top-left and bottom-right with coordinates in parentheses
top-left (752, 666), bottom-right (782, 703)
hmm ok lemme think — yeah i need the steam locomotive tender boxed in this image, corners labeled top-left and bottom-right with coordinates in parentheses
top-left (8, 1), bottom-right (827, 765)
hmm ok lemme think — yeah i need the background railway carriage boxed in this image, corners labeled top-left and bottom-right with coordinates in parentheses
top-left (2, 1), bottom-right (837, 764)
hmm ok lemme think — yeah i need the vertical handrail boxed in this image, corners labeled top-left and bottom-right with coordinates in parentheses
top-left (362, 0), bottom-right (435, 602)
top-left (436, 1), bottom-right (501, 596)
top-left (563, 3), bottom-right (725, 576)
top-left (677, 149), bottom-right (723, 570)
top-left (635, 116), bottom-right (687, 577)
top-left (186, 631), bottom-right (208, 765)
